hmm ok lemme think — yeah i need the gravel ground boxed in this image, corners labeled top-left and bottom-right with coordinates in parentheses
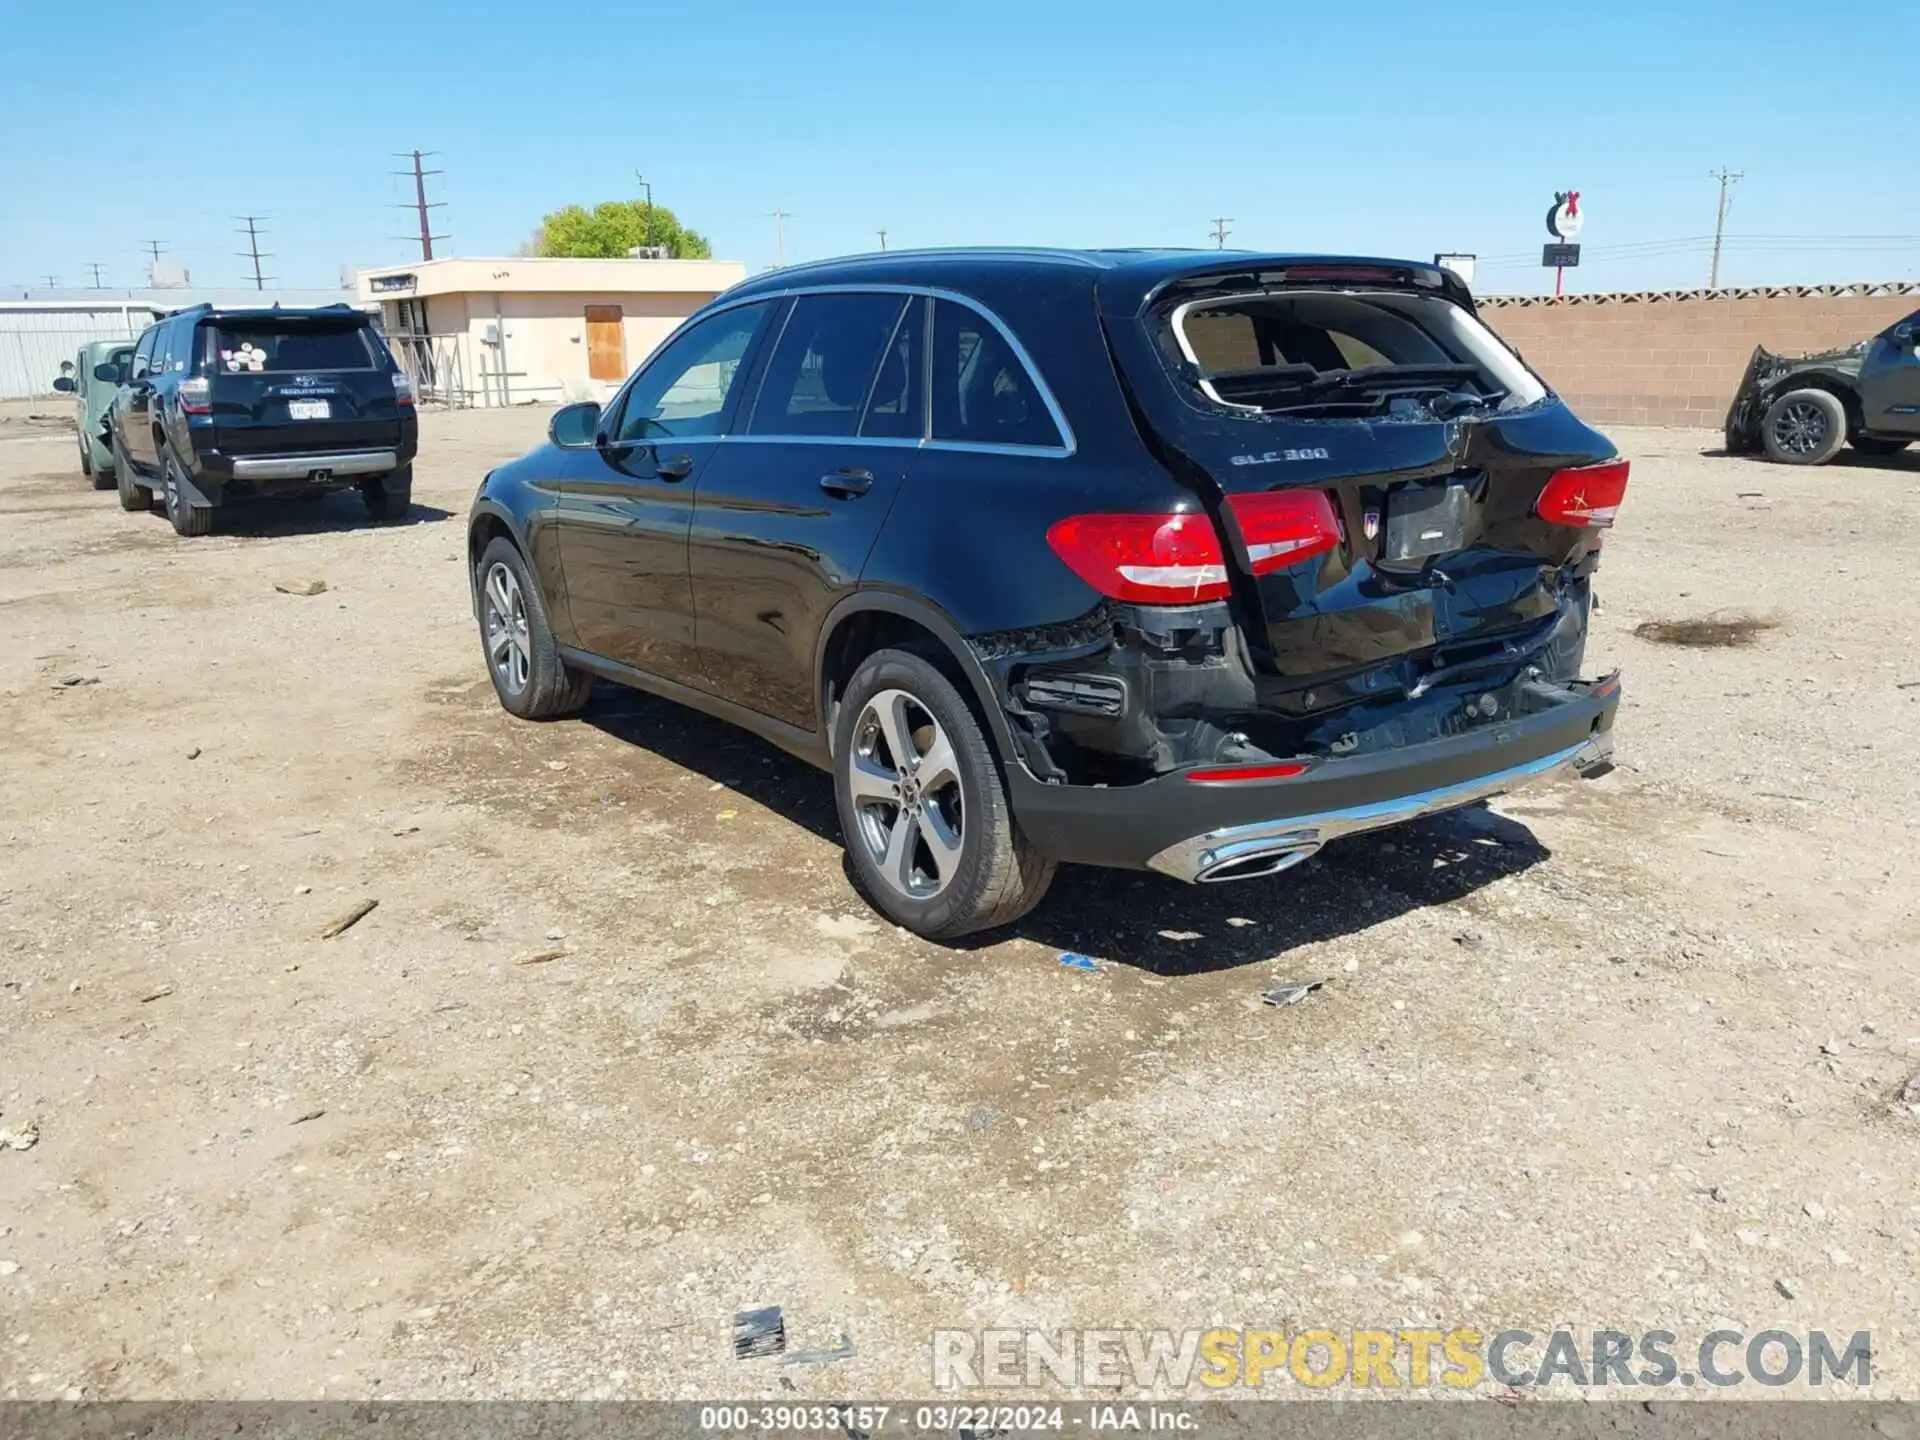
top-left (1, 410), bottom-right (1916, 1402)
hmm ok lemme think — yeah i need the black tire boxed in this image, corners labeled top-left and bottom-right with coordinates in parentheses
top-left (1762, 388), bottom-right (1847, 466)
top-left (475, 537), bottom-right (592, 720)
top-left (113, 433), bottom-right (152, 512)
top-left (833, 647), bottom-right (1054, 941)
top-left (160, 450), bottom-right (213, 537)
top-left (78, 433), bottom-right (93, 478)
top-left (1850, 436), bottom-right (1912, 457)
top-left (91, 439), bottom-right (115, 490)
top-left (362, 463), bottom-right (412, 522)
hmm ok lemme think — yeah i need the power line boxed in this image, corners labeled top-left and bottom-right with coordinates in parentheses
top-left (768, 208), bottom-right (792, 269)
top-left (1210, 217), bottom-right (1233, 249)
top-left (235, 216), bottom-right (274, 290)
top-left (1709, 168), bottom-right (1743, 288)
top-left (392, 150), bottom-right (448, 262)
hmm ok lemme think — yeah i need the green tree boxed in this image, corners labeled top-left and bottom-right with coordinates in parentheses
top-left (529, 200), bottom-right (713, 260)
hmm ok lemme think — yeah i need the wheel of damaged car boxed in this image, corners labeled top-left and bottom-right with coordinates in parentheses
top-left (833, 648), bottom-right (1054, 941)
top-left (475, 537), bottom-right (592, 721)
top-left (1762, 389), bottom-right (1847, 466)
top-left (77, 433), bottom-right (92, 478)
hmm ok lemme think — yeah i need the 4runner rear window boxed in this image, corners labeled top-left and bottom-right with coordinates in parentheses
top-left (1161, 289), bottom-right (1548, 419)
top-left (212, 322), bottom-right (376, 374)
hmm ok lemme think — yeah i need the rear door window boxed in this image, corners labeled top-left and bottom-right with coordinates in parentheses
top-left (930, 299), bottom-right (1063, 450)
top-left (747, 293), bottom-right (911, 438)
top-left (212, 322), bottom-right (375, 374)
top-left (860, 296), bottom-right (926, 440)
top-left (130, 330), bottom-right (156, 381)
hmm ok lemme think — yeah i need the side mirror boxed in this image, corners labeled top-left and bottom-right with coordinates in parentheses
top-left (94, 363), bottom-right (121, 383)
top-left (549, 400), bottom-right (603, 448)
top-left (1894, 323), bottom-right (1916, 346)
top-left (51, 376), bottom-right (76, 394)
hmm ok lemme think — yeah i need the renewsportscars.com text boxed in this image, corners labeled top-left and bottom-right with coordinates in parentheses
top-left (931, 1326), bottom-right (1872, 1391)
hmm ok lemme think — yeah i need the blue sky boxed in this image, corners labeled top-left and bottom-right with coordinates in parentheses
top-left (3, 0), bottom-right (1915, 296)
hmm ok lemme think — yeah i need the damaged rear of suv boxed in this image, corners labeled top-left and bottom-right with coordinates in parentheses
top-left (468, 248), bottom-right (1623, 940)
top-left (996, 255), bottom-right (1623, 893)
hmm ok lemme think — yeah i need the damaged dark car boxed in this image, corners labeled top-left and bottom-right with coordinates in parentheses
top-left (467, 248), bottom-right (1625, 938)
top-left (1724, 307), bottom-right (1920, 464)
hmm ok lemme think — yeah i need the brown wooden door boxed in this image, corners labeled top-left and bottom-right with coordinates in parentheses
top-left (585, 305), bottom-right (625, 381)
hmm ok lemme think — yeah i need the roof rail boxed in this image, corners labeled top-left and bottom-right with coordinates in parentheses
top-left (764, 246), bottom-right (1107, 279)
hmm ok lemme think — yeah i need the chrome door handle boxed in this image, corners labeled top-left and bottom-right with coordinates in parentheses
top-left (820, 469), bottom-right (873, 497)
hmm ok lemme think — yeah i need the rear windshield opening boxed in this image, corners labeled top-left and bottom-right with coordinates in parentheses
top-left (1162, 290), bottom-right (1548, 419)
top-left (211, 322), bottom-right (376, 374)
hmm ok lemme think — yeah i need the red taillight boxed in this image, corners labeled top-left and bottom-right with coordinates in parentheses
top-left (1537, 458), bottom-right (1630, 529)
top-left (178, 377), bottom-right (211, 415)
top-left (1045, 491), bottom-right (1339, 605)
top-left (1185, 761), bottom-right (1311, 784)
top-left (1227, 489), bottom-right (1341, 575)
top-left (392, 371), bottom-right (416, 407)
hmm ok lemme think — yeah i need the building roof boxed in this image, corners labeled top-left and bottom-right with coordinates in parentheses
top-left (355, 256), bottom-right (747, 302)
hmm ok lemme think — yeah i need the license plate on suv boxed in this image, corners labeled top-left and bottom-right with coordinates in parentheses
top-left (287, 399), bottom-right (331, 420)
top-left (1382, 483), bottom-right (1471, 563)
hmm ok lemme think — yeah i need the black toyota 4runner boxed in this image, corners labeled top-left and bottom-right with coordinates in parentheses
top-left (467, 249), bottom-right (1626, 939)
top-left (109, 304), bottom-right (419, 535)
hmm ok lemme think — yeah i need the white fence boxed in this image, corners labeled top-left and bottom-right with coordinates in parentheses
top-left (0, 304), bottom-right (161, 400)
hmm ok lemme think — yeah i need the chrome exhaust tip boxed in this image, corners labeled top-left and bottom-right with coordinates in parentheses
top-left (1194, 842), bottom-right (1320, 883)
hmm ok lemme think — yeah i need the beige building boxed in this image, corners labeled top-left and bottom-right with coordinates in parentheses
top-left (354, 256), bottom-right (747, 408)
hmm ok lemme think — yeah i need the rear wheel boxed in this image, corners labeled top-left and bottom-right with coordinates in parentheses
top-left (161, 451), bottom-right (213, 537)
top-left (77, 433), bottom-right (93, 478)
top-left (1850, 436), bottom-right (1912, 457)
top-left (833, 648), bottom-right (1053, 940)
top-left (1762, 389), bottom-right (1847, 465)
top-left (113, 433), bottom-right (152, 512)
top-left (476, 537), bottom-right (592, 720)
top-left (362, 464), bottom-right (412, 522)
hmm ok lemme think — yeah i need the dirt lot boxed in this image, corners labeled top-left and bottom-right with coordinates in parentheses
top-left (1, 408), bottom-right (1917, 1402)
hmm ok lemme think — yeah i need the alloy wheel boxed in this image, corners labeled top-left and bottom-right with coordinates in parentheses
top-left (847, 688), bottom-right (964, 900)
top-left (482, 562), bottom-right (532, 695)
top-left (1771, 400), bottom-right (1830, 457)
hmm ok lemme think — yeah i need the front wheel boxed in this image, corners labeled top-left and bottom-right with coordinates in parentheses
top-left (475, 537), bottom-right (592, 720)
top-left (113, 433), bottom-right (152, 512)
top-left (1850, 436), bottom-right (1912, 457)
top-left (833, 648), bottom-right (1053, 940)
top-left (1762, 389), bottom-right (1847, 465)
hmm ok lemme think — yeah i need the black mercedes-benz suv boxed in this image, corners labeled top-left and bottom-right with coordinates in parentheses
top-left (467, 249), bottom-right (1625, 939)
top-left (109, 303), bottom-right (419, 536)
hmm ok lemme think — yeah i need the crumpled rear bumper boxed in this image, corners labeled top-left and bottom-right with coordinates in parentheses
top-left (1006, 672), bottom-right (1619, 876)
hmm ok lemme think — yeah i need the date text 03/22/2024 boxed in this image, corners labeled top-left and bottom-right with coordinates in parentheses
top-left (697, 1404), bottom-right (1197, 1432)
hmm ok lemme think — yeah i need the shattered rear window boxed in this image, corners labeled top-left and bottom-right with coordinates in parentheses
top-left (1161, 289), bottom-right (1549, 418)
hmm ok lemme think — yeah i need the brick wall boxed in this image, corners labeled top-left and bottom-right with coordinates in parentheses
top-left (1476, 286), bottom-right (1920, 429)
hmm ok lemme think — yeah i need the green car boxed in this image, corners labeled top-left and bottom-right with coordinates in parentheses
top-left (51, 341), bottom-right (136, 488)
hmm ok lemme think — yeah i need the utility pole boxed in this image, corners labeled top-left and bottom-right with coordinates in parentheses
top-left (876, 229), bottom-right (888, 252)
top-left (140, 240), bottom-right (166, 285)
top-left (1210, 217), bottom-right (1233, 249)
top-left (634, 171), bottom-right (655, 247)
top-left (235, 216), bottom-right (273, 290)
top-left (1709, 168), bottom-right (1743, 289)
top-left (768, 208), bottom-right (792, 269)
top-left (84, 263), bottom-right (107, 288)
top-left (40, 275), bottom-right (58, 290)
top-left (393, 151), bottom-right (448, 261)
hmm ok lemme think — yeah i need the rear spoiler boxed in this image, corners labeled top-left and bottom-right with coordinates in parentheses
top-left (1133, 258), bottom-right (1476, 318)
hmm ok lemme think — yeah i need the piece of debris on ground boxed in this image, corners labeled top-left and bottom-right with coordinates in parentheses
top-left (1260, 978), bottom-right (1327, 1007)
top-left (1058, 952), bottom-right (1100, 971)
top-left (318, 899), bottom-right (379, 939)
top-left (732, 1306), bottom-right (786, 1360)
top-left (274, 580), bottom-right (329, 597)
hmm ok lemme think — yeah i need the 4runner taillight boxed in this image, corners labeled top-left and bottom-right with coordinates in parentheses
top-left (392, 371), bottom-right (416, 406)
top-left (1536, 458), bottom-right (1630, 528)
top-left (1046, 491), bottom-right (1340, 604)
top-left (178, 377), bottom-right (211, 415)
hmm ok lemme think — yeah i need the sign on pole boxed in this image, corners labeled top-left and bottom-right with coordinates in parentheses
top-left (1544, 190), bottom-right (1584, 295)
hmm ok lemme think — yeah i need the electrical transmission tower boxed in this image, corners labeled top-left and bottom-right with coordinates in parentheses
top-left (394, 150), bottom-right (449, 261)
top-left (235, 216), bottom-right (274, 290)
top-left (1709, 169), bottom-right (1743, 288)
